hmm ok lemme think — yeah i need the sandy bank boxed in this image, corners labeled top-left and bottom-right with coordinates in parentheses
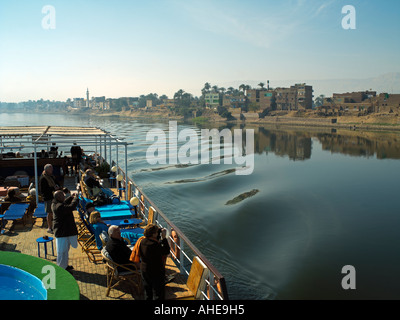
top-left (66, 109), bottom-right (400, 132)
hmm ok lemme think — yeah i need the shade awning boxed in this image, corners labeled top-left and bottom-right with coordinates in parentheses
top-left (0, 126), bottom-right (108, 137)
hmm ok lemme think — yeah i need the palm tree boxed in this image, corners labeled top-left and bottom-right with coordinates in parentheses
top-left (203, 83), bottom-right (211, 94)
top-left (314, 94), bottom-right (325, 108)
top-left (258, 82), bottom-right (265, 90)
top-left (212, 85), bottom-right (219, 93)
top-left (174, 89), bottom-right (185, 101)
top-left (239, 84), bottom-right (246, 92)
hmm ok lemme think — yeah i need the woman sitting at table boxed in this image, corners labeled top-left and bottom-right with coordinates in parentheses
top-left (89, 211), bottom-right (109, 249)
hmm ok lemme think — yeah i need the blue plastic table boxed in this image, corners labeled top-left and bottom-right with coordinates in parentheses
top-left (103, 218), bottom-right (142, 228)
top-left (36, 237), bottom-right (55, 259)
top-left (99, 209), bottom-right (134, 220)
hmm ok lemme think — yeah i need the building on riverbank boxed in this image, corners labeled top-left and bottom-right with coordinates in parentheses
top-left (229, 83), bottom-right (312, 114)
top-left (373, 93), bottom-right (400, 113)
top-left (333, 90), bottom-right (376, 103)
top-left (319, 91), bottom-right (400, 116)
top-left (205, 93), bottom-right (220, 109)
top-left (275, 84), bottom-right (313, 111)
top-left (246, 89), bottom-right (276, 111)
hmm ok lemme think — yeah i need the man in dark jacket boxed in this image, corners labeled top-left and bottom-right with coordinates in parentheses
top-left (105, 225), bottom-right (132, 266)
top-left (139, 224), bottom-right (171, 300)
top-left (70, 143), bottom-right (82, 174)
top-left (39, 164), bottom-right (60, 234)
top-left (52, 190), bottom-right (79, 271)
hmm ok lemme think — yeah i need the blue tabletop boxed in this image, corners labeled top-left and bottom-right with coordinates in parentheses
top-left (95, 203), bottom-right (131, 212)
top-left (99, 209), bottom-right (134, 220)
top-left (103, 218), bottom-right (142, 227)
top-left (36, 237), bottom-right (54, 243)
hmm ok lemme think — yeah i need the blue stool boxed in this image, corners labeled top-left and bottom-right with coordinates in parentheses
top-left (36, 237), bottom-right (54, 259)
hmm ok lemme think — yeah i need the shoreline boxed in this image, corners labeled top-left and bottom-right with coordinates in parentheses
top-left (89, 110), bottom-right (400, 132)
top-left (2, 110), bottom-right (400, 132)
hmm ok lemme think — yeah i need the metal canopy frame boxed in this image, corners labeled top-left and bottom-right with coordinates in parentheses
top-left (0, 126), bottom-right (132, 204)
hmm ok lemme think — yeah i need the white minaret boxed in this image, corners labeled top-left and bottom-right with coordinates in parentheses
top-left (86, 88), bottom-right (89, 108)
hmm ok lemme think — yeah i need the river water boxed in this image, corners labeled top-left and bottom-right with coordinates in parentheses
top-left (1, 112), bottom-right (400, 300)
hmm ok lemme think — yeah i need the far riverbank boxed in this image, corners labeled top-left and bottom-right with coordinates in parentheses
top-left (2, 109), bottom-right (400, 132)
top-left (86, 109), bottom-right (400, 132)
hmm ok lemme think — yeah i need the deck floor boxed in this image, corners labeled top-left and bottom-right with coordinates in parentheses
top-left (0, 177), bottom-right (193, 300)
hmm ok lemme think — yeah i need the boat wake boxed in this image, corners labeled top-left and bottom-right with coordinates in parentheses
top-left (165, 168), bottom-right (236, 185)
top-left (225, 189), bottom-right (260, 205)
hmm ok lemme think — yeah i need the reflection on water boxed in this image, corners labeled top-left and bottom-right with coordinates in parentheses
top-left (1, 113), bottom-right (400, 300)
top-left (317, 132), bottom-right (400, 159)
top-left (239, 125), bottom-right (400, 161)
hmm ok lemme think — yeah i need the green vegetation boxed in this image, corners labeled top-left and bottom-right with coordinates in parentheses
top-left (191, 116), bottom-right (209, 124)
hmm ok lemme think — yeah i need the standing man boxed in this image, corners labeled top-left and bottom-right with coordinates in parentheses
top-left (70, 143), bottom-right (83, 175)
top-left (39, 164), bottom-right (60, 234)
top-left (52, 190), bottom-right (79, 272)
top-left (139, 224), bottom-right (171, 300)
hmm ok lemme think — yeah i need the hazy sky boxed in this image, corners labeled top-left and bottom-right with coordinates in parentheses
top-left (0, 0), bottom-right (399, 102)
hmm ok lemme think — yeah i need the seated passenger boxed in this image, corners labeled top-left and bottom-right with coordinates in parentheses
top-left (84, 169), bottom-right (113, 198)
top-left (26, 188), bottom-right (43, 215)
top-left (85, 202), bottom-right (96, 219)
top-left (4, 187), bottom-right (23, 204)
top-left (89, 211), bottom-right (109, 249)
top-left (84, 169), bottom-right (101, 189)
top-left (105, 225), bottom-right (133, 268)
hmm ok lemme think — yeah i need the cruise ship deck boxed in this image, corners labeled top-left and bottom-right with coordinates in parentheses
top-left (0, 176), bottom-right (193, 300)
top-left (0, 126), bottom-right (228, 300)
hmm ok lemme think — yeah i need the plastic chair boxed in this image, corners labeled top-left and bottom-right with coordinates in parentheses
top-left (76, 206), bottom-right (102, 263)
